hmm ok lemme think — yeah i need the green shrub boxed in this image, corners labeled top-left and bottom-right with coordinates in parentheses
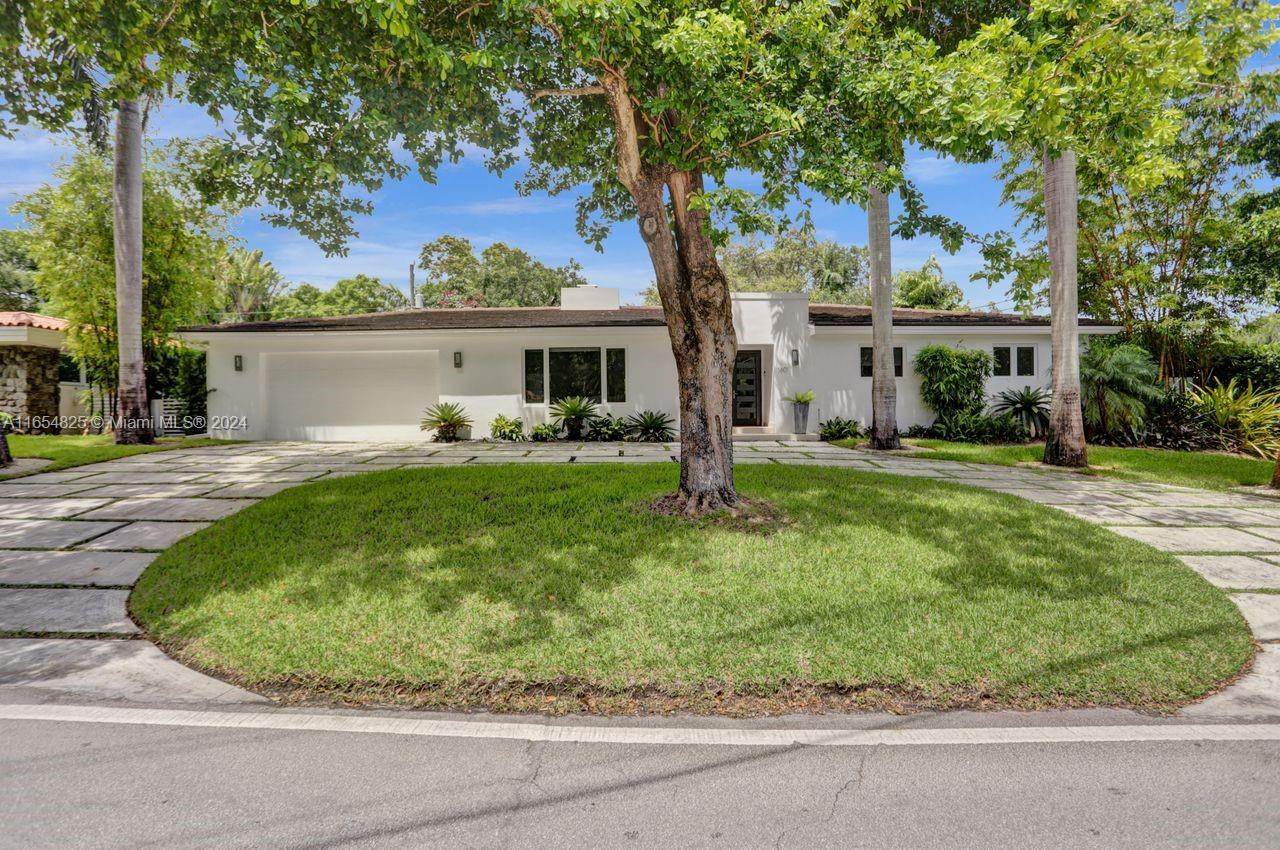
top-left (1134, 390), bottom-right (1217, 451)
top-left (586, 414), bottom-right (630, 441)
top-left (549, 396), bottom-right (599, 440)
top-left (0, 411), bottom-right (12, 466)
top-left (627, 410), bottom-right (675, 442)
top-left (990, 386), bottom-right (1051, 438)
top-left (529, 423), bottom-right (559, 442)
top-left (818, 417), bottom-right (862, 441)
top-left (1210, 340), bottom-right (1280, 391)
top-left (420, 402), bottom-right (472, 442)
top-left (488, 414), bottom-right (526, 442)
top-left (1080, 342), bottom-right (1161, 439)
top-left (1190, 378), bottom-right (1280, 458)
top-left (914, 345), bottom-right (992, 418)
top-left (931, 411), bottom-right (1029, 444)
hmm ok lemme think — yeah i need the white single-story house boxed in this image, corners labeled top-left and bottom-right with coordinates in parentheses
top-left (178, 286), bottom-right (1119, 442)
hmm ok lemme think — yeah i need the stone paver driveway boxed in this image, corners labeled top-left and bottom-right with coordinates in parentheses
top-left (1, 439), bottom-right (1278, 714)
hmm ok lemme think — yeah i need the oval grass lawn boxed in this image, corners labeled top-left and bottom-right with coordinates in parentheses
top-left (130, 464), bottom-right (1253, 714)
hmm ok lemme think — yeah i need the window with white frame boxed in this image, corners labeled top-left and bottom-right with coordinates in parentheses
top-left (993, 345), bottom-right (1035, 377)
top-left (523, 347), bottom-right (626, 403)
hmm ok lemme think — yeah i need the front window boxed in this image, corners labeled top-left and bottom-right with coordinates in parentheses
top-left (549, 347), bottom-right (602, 402)
top-left (523, 349), bottom-right (545, 403)
top-left (1016, 346), bottom-right (1035, 376)
top-left (993, 346), bottom-right (1011, 377)
top-left (860, 346), bottom-right (903, 378)
top-left (606, 348), bottom-right (626, 403)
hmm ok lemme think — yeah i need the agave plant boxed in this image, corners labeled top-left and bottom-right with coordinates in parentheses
top-left (420, 402), bottom-right (473, 442)
top-left (1190, 378), bottom-right (1280, 458)
top-left (1079, 343), bottom-right (1161, 439)
top-left (627, 410), bottom-right (675, 442)
top-left (549, 396), bottom-right (599, 440)
top-left (990, 386), bottom-right (1051, 438)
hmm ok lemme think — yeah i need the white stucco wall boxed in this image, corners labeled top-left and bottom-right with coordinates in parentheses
top-left (188, 295), bottom-right (1114, 441)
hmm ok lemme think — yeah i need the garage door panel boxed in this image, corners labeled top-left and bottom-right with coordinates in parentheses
top-left (265, 351), bottom-right (438, 441)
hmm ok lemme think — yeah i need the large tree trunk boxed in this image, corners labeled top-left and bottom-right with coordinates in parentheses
top-left (0, 430), bottom-right (11, 467)
top-left (1042, 148), bottom-right (1087, 467)
top-left (112, 99), bottom-right (153, 445)
top-left (600, 74), bottom-right (735, 515)
top-left (867, 175), bottom-right (900, 450)
top-left (1271, 452), bottom-right (1280, 490)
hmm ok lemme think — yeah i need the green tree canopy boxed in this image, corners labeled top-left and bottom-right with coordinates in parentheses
top-left (0, 230), bottom-right (40, 312)
top-left (12, 150), bottom-right (223, 401)
top-left (417, 235), bottom-right (589, 307)
top-left (214, 247), bottom-right (287, 323)
top-left (893, 256), bottom-right (967, 311)
top-left (272, 274), bottom-right (408, 319)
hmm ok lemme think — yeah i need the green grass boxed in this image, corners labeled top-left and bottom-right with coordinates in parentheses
top-left (833, 438), bottom-right (1272, 491)
top-left (3, 434), bottom-right (239, 477)
top-left (132, 464), bottom-right (1252, 714)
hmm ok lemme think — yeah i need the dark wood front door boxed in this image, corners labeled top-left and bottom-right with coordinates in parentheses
top-left (733, 350), bottom-right (762, 427)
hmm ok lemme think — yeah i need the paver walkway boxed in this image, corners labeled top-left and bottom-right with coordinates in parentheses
top-left (1, 440), bottom-right (1278, 714)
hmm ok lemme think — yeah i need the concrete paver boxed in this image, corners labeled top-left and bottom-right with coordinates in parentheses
top-left (0, 588), bottom-right (136, 633)
top-left (1179, 555), bottom-right (1280, 590)
top-left (76, 521), bottom-right (211, 551)
top-left (77, 497), bottom-right (258, 522)
top-left (0, 519), bottom-right (124, 549)
top-left (0, 550), bottom-right (156, 586)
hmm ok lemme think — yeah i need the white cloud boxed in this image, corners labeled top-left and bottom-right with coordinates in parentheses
top-left (425, 196), bottom-right (576, 216)
top-left (905, 153), bottom-right (965, 186)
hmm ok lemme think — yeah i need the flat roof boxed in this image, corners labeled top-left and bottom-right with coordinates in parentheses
top-left (181, 304), bottom-right (1115, 333)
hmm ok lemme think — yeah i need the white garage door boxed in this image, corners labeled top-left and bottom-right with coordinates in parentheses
top-left (265, 351), bottom-right (438, 441)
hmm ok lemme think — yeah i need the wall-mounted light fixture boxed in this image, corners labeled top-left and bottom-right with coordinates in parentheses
top-left (790, 349), bottom-right (800, 367)
top-left (453, 351), bottom-right (463, 369)
top-left (233, 355), bottom-right (243, 372)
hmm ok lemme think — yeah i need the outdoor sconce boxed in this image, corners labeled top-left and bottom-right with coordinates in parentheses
top-left (453, 351), bottom-right (463, 369)
top-left (790, 349), bottom-right (800, 367)
top-left (233, 355), bottom-right (243, 372)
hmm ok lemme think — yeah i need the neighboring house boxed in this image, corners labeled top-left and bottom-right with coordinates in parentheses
top-left (0, 311), bottom-right (80, 432)
top-left (178, 287), bottom-right (1119, 442)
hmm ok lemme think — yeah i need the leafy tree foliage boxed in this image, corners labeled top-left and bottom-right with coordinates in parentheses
top-left (12, 151), bottom-right (223, 406)
top-left (272, 274), bottom-right (407, 319)
top-left (214, 248), bottom-right (287, 323)
top-left (893, 256), bottom-right (966, 311)
top-left (417, 236), bottom-right (588, 307)
top-left (0, 230), bottom-right (40, 312)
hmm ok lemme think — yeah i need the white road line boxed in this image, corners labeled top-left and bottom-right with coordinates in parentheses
top-left (2, 704), bottom-right (1279, 747)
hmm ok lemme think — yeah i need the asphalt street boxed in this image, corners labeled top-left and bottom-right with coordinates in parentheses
top-left (3, 716), bottom-right (1278, 849)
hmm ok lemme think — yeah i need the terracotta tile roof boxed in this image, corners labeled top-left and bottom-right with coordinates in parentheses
top-left (0, 311), bottom-right (69, 331)
top-left (180, 303), bottom-right (1116, 333)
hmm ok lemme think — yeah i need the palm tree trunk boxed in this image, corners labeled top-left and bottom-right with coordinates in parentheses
top-left (112, 99), bottom-right (153, 445)
top-left (868, 175), bottom-right (900, 449)
top-left (1042, 148), bottom-right (1087, 467)
top-left (1271, 451), bottom-right (1280, 490)
top-left (0, 430), bottom-right (11, 467)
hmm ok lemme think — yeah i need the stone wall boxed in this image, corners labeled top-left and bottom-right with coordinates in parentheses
top-left (0, 345), bottom-right (60, 433)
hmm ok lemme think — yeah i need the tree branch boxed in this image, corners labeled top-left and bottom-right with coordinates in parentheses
top-left (530, 85), bottom-right (606, 102)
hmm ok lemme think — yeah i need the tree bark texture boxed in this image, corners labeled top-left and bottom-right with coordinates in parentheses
top-left (867, 177), bottom-right (900, 450)
top-left (0, 431), bottom-right (11, 467)
top-left (113, 99), bottom-right (153, 445)
top-left (600, 73), bottom-right (736, 515)
top-left (1042, 148), bottom-right (1087, 467)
